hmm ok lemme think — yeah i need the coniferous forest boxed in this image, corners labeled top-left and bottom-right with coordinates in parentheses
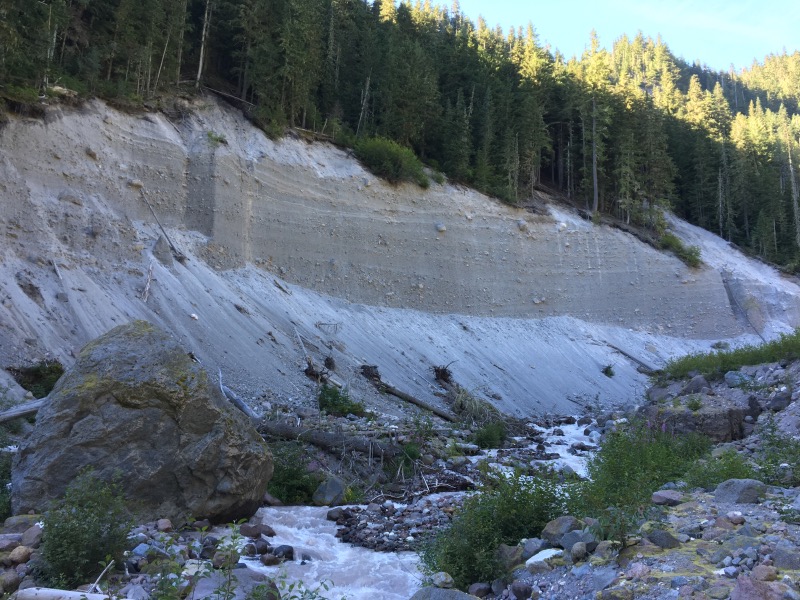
top-left (2, 0), bottom-right (800, 268)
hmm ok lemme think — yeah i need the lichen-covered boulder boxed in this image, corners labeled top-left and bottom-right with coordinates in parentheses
top-left (11, 321), bottom-right (272, 523)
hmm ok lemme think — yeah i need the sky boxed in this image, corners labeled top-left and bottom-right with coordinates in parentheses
top-left (455, 0), bottom-right (800, 72)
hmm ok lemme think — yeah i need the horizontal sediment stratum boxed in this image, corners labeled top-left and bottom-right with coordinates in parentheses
top-left (1, 97), bottom-right (798, 416)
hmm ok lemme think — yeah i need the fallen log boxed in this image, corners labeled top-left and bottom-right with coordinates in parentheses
top-left (0, 399), bottom-right (45, 424)
top-left (259, 419), bottom-right (399, 458)
top-left (11, 588), bottom-right (132, 600)
top-left (360, 365), bottom-right (457, 423)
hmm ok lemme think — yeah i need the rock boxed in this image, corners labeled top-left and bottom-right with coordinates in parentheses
top-left (560, 529), bottom-right (596, 553)
top-left (730, 575), bottom-right (781, 600)
top-left (571, 541), bottom-right (587, 562)
top-left (272, 545), bottom-right (294, 561)
top-left (598, 587), bottom-right (634, 600)
top-left (714, 479), bottom-right (767, 504)
top-left (240, 523), bottom-right (274, 538)
top-left (541, 516), bottom-right (583, 546)
top-left (409, 588), bottom-right (481, 600)
top-left (260, 554), bottom-right (280, 566)
top-left (638, 403), bottom-right (744, 442)
top-left (725, 371), bottom-right (750, 387)
top-left (152, 235), bottom-right (174, 267)
top-left (312, 475), bottom-right (347, 506)
top-left (2, 516), bottom-right (40, 534)
top-left (496, 544), bottom-right (523, 571)
top-left (326, 507), bottom-right (345, 521)
top-left (212, 548), bottom-right (239, 569)
top-left (526, 548), bottom-right (562, 574)
top-left (7, 546), bottom-right (32, 564)
top-left (467, 583), bottom-right (492, 598)
top-left (431, 572), bottom-right (454, 588)
top-left (652, 490), bottom-right (685, 506)
top-left (521, 537), bottom-right (547, 560)
top-left (772, 539), bottom-right (800, 570)
top-left (156, 519), bottom-right (173, 532)
top-left (11, 321), bottom-right (272, 523)
top-left (19, 526), bottom-right (41, 549)
top-left (706, 585), bottom-right (732, 599)
top-left (0, 569), bottom-right (20, 594)
top-left (680, 375), bottom-right (710, 395)
top-left (765, 389), bottom-right (792, 411)
top-left (646, 529), bottom-right (681, 549)
top-left (0, 536), bottom-right (21, 553)
top-left (510, 580), bottom-right (532, 600)
top-left (751, 565), bottom-right (778, 581)
top-left (592, 541), bottom-right (619, 562)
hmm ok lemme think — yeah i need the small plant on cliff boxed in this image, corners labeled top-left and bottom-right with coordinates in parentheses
top-left (354, 136), bottom-right (428, 187)
top-left (660, 232), bottom-right (701, 268)
top-left (317, 385), bottom-right (365, 417)
top-left (41, 469), bottom-right (133, 587)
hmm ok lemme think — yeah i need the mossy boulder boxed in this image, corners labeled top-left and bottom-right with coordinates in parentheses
top-left (11, 321), bottom-right (272, 523)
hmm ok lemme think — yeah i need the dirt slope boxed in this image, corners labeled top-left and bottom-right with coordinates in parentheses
top-left (0, 96), bottom-right (797, 416)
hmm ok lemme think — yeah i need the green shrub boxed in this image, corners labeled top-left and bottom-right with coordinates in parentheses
top-left (572, 420), bottom-right (709, 514)
top-left (317, 385), bottom-right (365, 417)
top-left (0, 451), bottom-right (11, 522)
top-left (354, 136), bottom-right (428, 187)
top-left (683, 449), bottom-right (755, 490)
top-left (756, 417), bottom-right (800, 486)
top-left (663, 329), bottom-right (800, 380)
top-left (8, 360), bottom-right (64, 398)
top-left (473, 421), bottom-right (507, 449)
top-left (41, 470), bottom-right (133, 587)
top-left (267, 442), bottom-right (322, 504)
top-left (420, 472), bottom-right (563, 590)
top-left (601, 365), bottom-right (615, 378)
top-left (660, 232), bottom-right (701, 268)
top-left (686, 396), bottom-right (703, 411)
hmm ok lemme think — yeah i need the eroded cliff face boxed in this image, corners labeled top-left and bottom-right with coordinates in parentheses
top-left (0, 97), bottom-right (797, 415)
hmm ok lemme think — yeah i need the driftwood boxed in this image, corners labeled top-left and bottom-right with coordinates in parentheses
top-left (0, 399), bottom-right (45, 424)
top-left (260, 419), bottom-right (399, 458)
top-left (360, 365), bottom-right (457, 423)
top-left (139, 190), bottom-right (186, 262)
top-left (217, 369), bottom-right (260, 423)
top-left (606, 343), bottom-right (657, 374)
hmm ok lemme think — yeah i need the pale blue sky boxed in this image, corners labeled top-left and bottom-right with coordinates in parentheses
top-left (455, 0), bottom-right (800, 72)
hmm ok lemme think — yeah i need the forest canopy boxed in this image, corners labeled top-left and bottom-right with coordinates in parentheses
top-left (2, 0), bottom-right (800, 267)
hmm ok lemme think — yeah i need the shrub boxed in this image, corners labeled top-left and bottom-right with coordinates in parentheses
top-left (663, 329), bottom-right (800, 380)
top-left (660, 232), bottom-right (701, 268)
top-left (41, 470), bottom-right (133, 587)
top-left (317, 385), bottom-right (365, 417)
top-left (473, 421), bottom-right (507, 449)
top-left (8, 360), bottom-right (64, 398)
top-left (756, 417), bottom-right (800, 486)
top-left (686, 396), bottom-right (703, 411)
top-left (0, 451), bottom-right (11, 522)
top-left (601, 364), bottom-right (615, 378)
top-left (683, 449), bottom-right (755, 490)
top-left (267, 442), bottom-right (321, 504)
top-left (573, 420), bottom-right (709, 514)
top-left (420, 472), bottom-right (563, 590)
top-left (354, 136), bottom-right (428, 187)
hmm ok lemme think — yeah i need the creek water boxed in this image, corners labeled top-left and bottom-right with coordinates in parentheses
top-left (245, 506), bottom-right (423, 600)
top-left (241, 420), bottom-right (597, 599)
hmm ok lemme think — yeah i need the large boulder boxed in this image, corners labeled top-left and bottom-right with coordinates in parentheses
top-left (11, 321), bottom-right (272, 523)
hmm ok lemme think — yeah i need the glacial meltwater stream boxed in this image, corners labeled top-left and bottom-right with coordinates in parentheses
top-left (246, 506), bottom-right (423, 599)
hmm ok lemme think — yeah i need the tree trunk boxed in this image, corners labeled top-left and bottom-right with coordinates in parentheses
top-left (195, 0), bottom-right (213, 89)
top-left (788, 137), bottom-right (800, 249)
top-left (591, 96), bottom-right (599, 214)
top-left (259, 420), bottom-right (399, 458)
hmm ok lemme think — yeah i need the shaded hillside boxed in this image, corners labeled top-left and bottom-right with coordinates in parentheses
top-left (1, 97), bottom-right (797, 416)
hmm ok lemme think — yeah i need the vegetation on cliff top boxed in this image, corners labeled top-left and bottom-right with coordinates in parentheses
top-left (1, 1), bottom-right (800, 267)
